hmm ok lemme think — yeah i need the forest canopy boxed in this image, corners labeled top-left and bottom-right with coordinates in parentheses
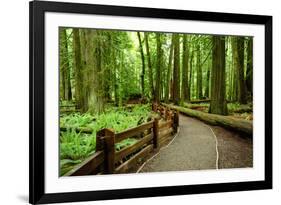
top-left (59, 27), bottom-right (253, 116)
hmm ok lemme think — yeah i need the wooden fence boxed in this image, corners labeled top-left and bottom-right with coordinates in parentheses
top-left (64, 103), bottom-right (179, 176)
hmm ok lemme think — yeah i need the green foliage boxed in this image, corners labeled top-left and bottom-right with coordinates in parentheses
top-left (60, 113), bottom-right (95, 128)
top-left (227, 103), bottom-right (241, 112)
top-left (60, 104), bottom-right (152, 175)
top-left (60, 131), bottom-right (96, 160)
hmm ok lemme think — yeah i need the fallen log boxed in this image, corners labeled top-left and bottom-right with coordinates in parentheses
top-left (189, 99), bottom-right (210, 103)
top-left (162, 103), bottom-right (252, 135)
top-left (60, 126), bottom-right (93, 134)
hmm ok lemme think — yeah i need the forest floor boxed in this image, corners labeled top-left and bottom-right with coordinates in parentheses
top-left (139, 114), bottom-right (253, 173)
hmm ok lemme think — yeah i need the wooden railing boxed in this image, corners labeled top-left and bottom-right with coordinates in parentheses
top-left (64, 103), bottom-right (179, 176)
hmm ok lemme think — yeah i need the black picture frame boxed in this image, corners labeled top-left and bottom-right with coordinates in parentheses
top-left (29, 0), bottom-right (272, 204)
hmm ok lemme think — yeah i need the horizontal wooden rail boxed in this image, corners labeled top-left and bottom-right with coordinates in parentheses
top-left (115, 121), bottom-right (154, 143)
top-left (115, 133), bottom-right (153, 163)
top-left (159, 127), bottom-right (173, 141)
top-left (64, 151), bottom-right (104, 176)
top-left (64, 103), bottom-right (179, 176)
top-left (159, 135), bottom-right (173, 147)
top-left (158, 120), bottom-right (173, 129)
top-left (115, 144), bottom-right (154, 174)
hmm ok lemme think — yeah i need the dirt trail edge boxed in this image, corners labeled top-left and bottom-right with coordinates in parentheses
top-left (140, 114), bottom-right (218, 172)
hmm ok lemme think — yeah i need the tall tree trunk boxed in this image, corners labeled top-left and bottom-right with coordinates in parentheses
top-left (228, 37), bottom-right (233, 101)
top-left (59, 28), bottom-right (72, 101)
top-left (144, 33), bottom-right (155, 100)
top-left (118, 52), bottom-right (124, 107)
top-left (84, 30), bottom-right (105, 114)
top-left (196, 44), bottom-right (203, 99)
top-left (137, 32), bottom-right (145, 97)
top-left (204, 62), bottom-right (210, 98)
top-left (234, 37), bottom-right (247, 104)
top-left (173, 34), bottom-right (180, 105)
top-left (246, 38), bottom-right (253, 101)
top-left (73, 28), bottom-right (84, 111)
top-left (231, 37), bottom-right (238, 102)
top-left (59, 29), bottom-right (66, 101)
top-left (189, 49), bottom-right (194, 100)
top-left (113, 49), bottom-right (119, 106)
top-left (102, 32), bottom-right (112, 101)
top-left (209, 36), bottom-right (228, 115)
top-left (155, 33), bottom-right (162, 103)
top-left (181, 35), bottom-right (189, 102)
top-left (79, 29), bottom-right (90, 112)
top-left (164, 35), bottom-right (174, 102)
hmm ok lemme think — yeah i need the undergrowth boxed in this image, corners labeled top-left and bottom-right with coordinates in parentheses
top-left (60, 104), bottom-right (152, 176)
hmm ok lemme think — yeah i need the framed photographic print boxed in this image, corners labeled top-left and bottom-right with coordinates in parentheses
top-left (29, 0), bottom-right (272, 204)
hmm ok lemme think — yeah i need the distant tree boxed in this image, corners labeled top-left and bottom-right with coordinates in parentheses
top-left (204, 62), bottom-right (210, 98)
top-left (245, 37), bottom-right (253, 100)
top-left (73, 28), bottom-right (84, 111)
top-left (196, 44), bottom-right (203, 99)
top-left (189, 47), bottom-right (194, 100)
top-left (230, 37), bottom-right (238, 102)
top-left (181, 35), bottom-right (189, 102)
top-left (144, 32), bottom-right (155, 100)
top-left (137, 32), bottom-right (145, 98)
top-left (59, 28), bottom-right (72, 101)
top-left (155, 33), bottom-right (162, 103)
top-left (172, 34), bottom-right (180, 105)
top-left (165, 35), bottom-right (174, 102)
top-left (233, 36), bottom-right (247, 104)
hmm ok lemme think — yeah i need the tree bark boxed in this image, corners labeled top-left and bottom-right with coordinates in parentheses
top-left (137, 32), bottom-right (145, 97)
top-left (189, 49), bottom-right (194, 100)
top-left (231, 37), bottom-right (238, 102)
top-left (246, 38), bottom-right (253, 100)
top-left (196, 44), bottom-right (203, 99)
top-left (144, 33), bottom-right (155, 100)
top-left (73, 28), bottom-right (84, 111)
top-left (237, 37), bottom-right (247, 104)
top-left (233, 37), bottom-right (247, 104)
top-left (181, 35), bottom-right (189, 102)
top-left (155, 33), bottom-right (162, 103)
top-left (165, 35), bottom-right (174, 102)
top-left (84, 29), bottom-right (105, 114)
top-left (60, 28), bottom-right (72, 101)
top-left (173, 34), bottom-right (180, 105)
top-left (204, 62), bottom-right (210, 98)
top-left (209, 36), bottom-right (228, 115)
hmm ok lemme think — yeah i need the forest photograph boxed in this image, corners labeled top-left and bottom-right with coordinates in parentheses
top-left (59, 27), bottom-right (253, 177)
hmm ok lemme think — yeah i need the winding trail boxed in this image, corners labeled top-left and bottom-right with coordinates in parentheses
top-left (140, 115), bottom-right (218, 172)
top-left (139, 114), bottom-right (252, 173)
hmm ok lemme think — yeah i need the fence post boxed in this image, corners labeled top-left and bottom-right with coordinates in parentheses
top-left (165, 107), bottom-right (168, 120)
top-left (96, 129), bottom-right (105, 152)
top-left (173, 110), bottom-right (179, 133)
top-left (153, 118), bottom-right (159, 149)
top-left (96, 128), bottom-right (115, 174)
top-left (152, 102), bottom-right (157, 112)
top-left (103, 128), bottom-right (115, 174)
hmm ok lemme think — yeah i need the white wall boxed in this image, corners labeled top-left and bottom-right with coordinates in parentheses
top-left (0, 0), bottom-right (279, 204)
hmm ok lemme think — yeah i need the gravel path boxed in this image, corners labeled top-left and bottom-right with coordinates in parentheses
top-left (140, 115), bottom-right (218, 172)
top-left (211, 125), bottom-right (253, 168)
